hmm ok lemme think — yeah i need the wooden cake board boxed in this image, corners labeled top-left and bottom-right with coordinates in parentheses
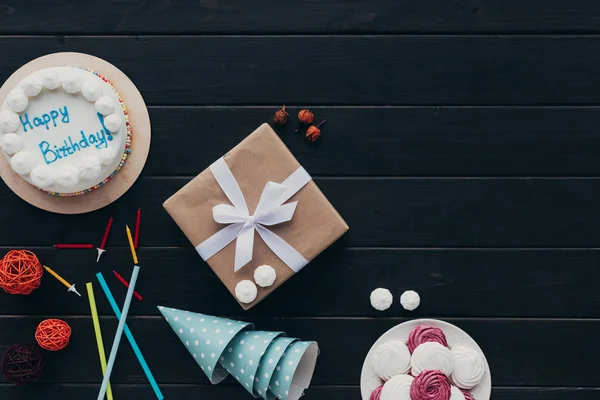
top-left (0, 52), bottom-right (151, 214)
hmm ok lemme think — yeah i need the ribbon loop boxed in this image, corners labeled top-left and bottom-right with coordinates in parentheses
top-left (196, 157), bottom-right (311, 273)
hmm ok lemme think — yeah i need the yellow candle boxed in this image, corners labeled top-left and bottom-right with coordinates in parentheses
top-left (43, 265), bottom-right (71, 289)
top-left (126, 225), bottom-right (138, 265)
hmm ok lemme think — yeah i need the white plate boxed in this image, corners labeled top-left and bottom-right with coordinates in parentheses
top-left (360, 319), bottom-right (491, 400)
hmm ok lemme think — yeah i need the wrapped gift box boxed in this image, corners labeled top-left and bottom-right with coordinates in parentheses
top-left (163, 123), bottom-right (348, 309)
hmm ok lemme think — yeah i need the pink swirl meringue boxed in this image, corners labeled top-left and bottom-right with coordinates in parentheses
top-left (410, 370), bottom-right (451, 400)
top-left (370, 385), bottom-right (383, 400)
top-left (408, 325), bottom-right (449, 353)
top-left (461, 389), bottom-right (475, 400)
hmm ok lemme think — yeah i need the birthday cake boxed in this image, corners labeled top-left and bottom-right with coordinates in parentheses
top-left (0, 66), bottom-right (131, 196)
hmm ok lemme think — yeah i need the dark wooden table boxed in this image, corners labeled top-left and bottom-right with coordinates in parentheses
top-left (2, 1), bottom-right (600, 399)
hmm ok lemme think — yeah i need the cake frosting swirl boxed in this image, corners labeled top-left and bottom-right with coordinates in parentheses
top-left (411, 342), bottom-right (454, 377)
top-left (410, 370), bottom-right (451, 400)
top-left (380, 374), bottom-right (413, 400)
top-left (372, 340), bottom-right (411, 380)
top-left (450, 347), bottom-right (485, 389)
top-left (408, 325), bottom-right (449, 353)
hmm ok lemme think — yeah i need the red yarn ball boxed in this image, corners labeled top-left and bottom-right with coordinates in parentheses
top-left (0, 250), bottom-right (43, 295)
top-left (1, 343), bottom-right (44, 385)
top-left (35, 319), bottom-right (72, 351)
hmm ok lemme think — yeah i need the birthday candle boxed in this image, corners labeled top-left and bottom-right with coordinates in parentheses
top-left (54, 244), bottom-right (94, 249)
top-left (134, 208), bottom-right (141, 248)
top-left (113, 270), bottom-right (143, 301)
top-left (99, 217), bottom-right (114, 250)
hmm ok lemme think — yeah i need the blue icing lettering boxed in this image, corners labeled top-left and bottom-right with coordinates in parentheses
top-left (59, 106), bottom-right (69, 123)
top-left (39, 141), bottom-right (58, 165)
top-left (20, 113), bottom-right (33, 132)
top-left (22, 106), bottom-right (70, 132)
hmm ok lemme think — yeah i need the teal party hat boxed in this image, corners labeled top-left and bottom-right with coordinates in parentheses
top-left (268, 341), bottom-right (319, 400)
top-left (220, 330), bottom-right (284, 396)
top-left (254, 337), bottom-right (297, 400)
top-left (157, 306), bottom-right (253, 384)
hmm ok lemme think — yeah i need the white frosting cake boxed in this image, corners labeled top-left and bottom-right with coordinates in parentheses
top-left (0, 66), bottom-right (131, 196)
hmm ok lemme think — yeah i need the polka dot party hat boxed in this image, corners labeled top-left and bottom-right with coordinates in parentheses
top-left (220, 330), bottom-right (284, 396)
top-left (254, 336), bottom-right (297, 400)
top-left (157, 306), bottom-right (253, 384)
top-left (268, 341), bottom-right (319, 400)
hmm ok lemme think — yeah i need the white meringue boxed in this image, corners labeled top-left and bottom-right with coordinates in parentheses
top-left (0, 133), bottom-right (22, 155)
top-left (104, 113), bottom-right (122, 133)
top-left (450, 386), bottom-right (466, 400)
top-left (235, 280), bottom-right (257, 304)
top-left (30, 165), bottom-right (55, 188)
top-left (82, 81), bottom-right (104, 102)
top-left (56, 165), bottom-right (80, 188)
top-left (10, 151), bottom-right (35, 175)
top-left (380, 374), bottom-right (413, 400)
top-left (0, 109), bottom-right (20, 133)
top-left (62, 77), bottom-right (81, 93)
top-left (6, 89), bottom-right (29, 112)
top-left (95, 96), bottom-right (115, 115)
top-left (254, 265), bottom-right (276, 287)
top-left (41, 74), bottom-right (61, 90)
top-left (400, 290), bottom-right (420, 311)
top-left (450, 347), bottom-right (485, 389)
top-left (411, 341), bottom-right (454, 377)
top-left (370, 288), bottom-right (393, 311)
top-left (98, 147), bottom-right (118, 166)
top-left (78, 156), bottom-right (102, 180)
top-left (21, 77), bottom-right (42, 97)
top-left (372, 340), bottom-right (411, 380)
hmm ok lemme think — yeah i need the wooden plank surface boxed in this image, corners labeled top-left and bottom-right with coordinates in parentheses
top-left (3, 36), bottom-right (600, 105)
top-left (2, 1), bottom-right (600, 34)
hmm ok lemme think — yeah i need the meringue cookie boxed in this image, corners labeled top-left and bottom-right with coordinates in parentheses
top-left (0, 133), bottom-right (22, 155)
top-left (408, 325), bottom-right (449, 353)
top-left (372, 340), bottom-right (411, 380)
top-left (6, 89), bottom-right (29, 112)
top-left (370, 288), bottom-right (393, 311)
top-left (370, 385), bottom-right (383, 400)
top-left (56, 165), bottom-right (80, 188)
top-left (460, 389), bottom-right (475, 400)
top-left (104, 114), bottom-right (122, 133)
top-left (400, 290), bottom-right (420, 311)
top-left (62, 76), bottom-right (81, 93)
top-left (10, 151), bottom-right (35, 174)
top-left (98, 147), bottom-right (118, 166)
top-left (0, 109), bottom-right (20, 133)
top-left (411, 341), bottom-right (454, 376)
top-left (450, 386), bottom-right (466, 400)
top-left (41, 74), bottom-right (61, 90)
top-left (95, 96), bottom-right (115, 115)
top-left (410, 370), bottom-right (451, 400)
top-left (380, 374), bottom-right (413, 400)
top-left (235, 280), bottom-right (257, 304)
top-left (78, 156), bottom-right (102, 180)
top-left (21, 77), bottom-right (42, 97)
top-left (82, 81), bottom-right (103, 102)
top-left (450, 347), bottom-right (485, 390)
top-left (254, 265), bottom-right (276, 287)
top-left (30, 165), bottom-right (55, 188)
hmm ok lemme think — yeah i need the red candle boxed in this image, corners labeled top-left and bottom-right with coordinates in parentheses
top-left (113, 270), bottom-right (143, 301)
top-left (54, 244), bottom-right (94, 249)
top-left (134, 208), bottom-right (141, 248)
top-left (99, 217), bottom-right (114, 250)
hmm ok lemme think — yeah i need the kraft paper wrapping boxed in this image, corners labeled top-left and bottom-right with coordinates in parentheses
top-left (163, 123), bottom-right (348, 309)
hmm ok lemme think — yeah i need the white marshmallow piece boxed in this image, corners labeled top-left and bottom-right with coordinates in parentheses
top-left (104, 113), bottom-right (122, 133)
top-left (56, 165), bottom-right (80, 188)
top-left (235, 280), bottom-right (257, 304)
top-left (78, 156), bottom-right (102, 180)
top-left (82, 80), bottom-right (104, 102)
top-left (21, 77), bottom-right (42, 97)
top-left (400, 290), bottom-right (420, 311)
top-left (372, 340), bottom-right (411, 381)
top-left (370, 288), bottom-right (393, 311)
top-left (10, 151), bottom-right (35, 175)
top-left (450, 386), bottom-right (466, 400)
top-left (254, 265), bottom-right (276, 287)
top-left (62, 76), bottom-right (81, 93)
top-left (41, 74), bottom-right (61, 90)
top-left (30, 165), bottom-right (55, 189)
top-left (450, 347), bottom-right (486, 389)
top-left (0, 133), bottom-right (23, 155)
top-left (380, 374), bottom-right (413, 400)
top-left (411, 341), bottom-right (454, 377)
top-left (98, 147), bottom-right (118, 166)
top-left (95, 96), bottom-right (115, 115)
top-left (0, 109), bottom-right (20, 133)
top-left (6, 89), bottom-right (29, 112)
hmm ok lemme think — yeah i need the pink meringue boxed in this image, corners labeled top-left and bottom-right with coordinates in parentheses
top-left (408, 325), bottom-right (449, 353)
top-left (410, 370), bottom-right (451, 400)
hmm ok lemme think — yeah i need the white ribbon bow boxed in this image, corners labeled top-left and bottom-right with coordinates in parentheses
top-left (196, 157), bottom-right (311, 272)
